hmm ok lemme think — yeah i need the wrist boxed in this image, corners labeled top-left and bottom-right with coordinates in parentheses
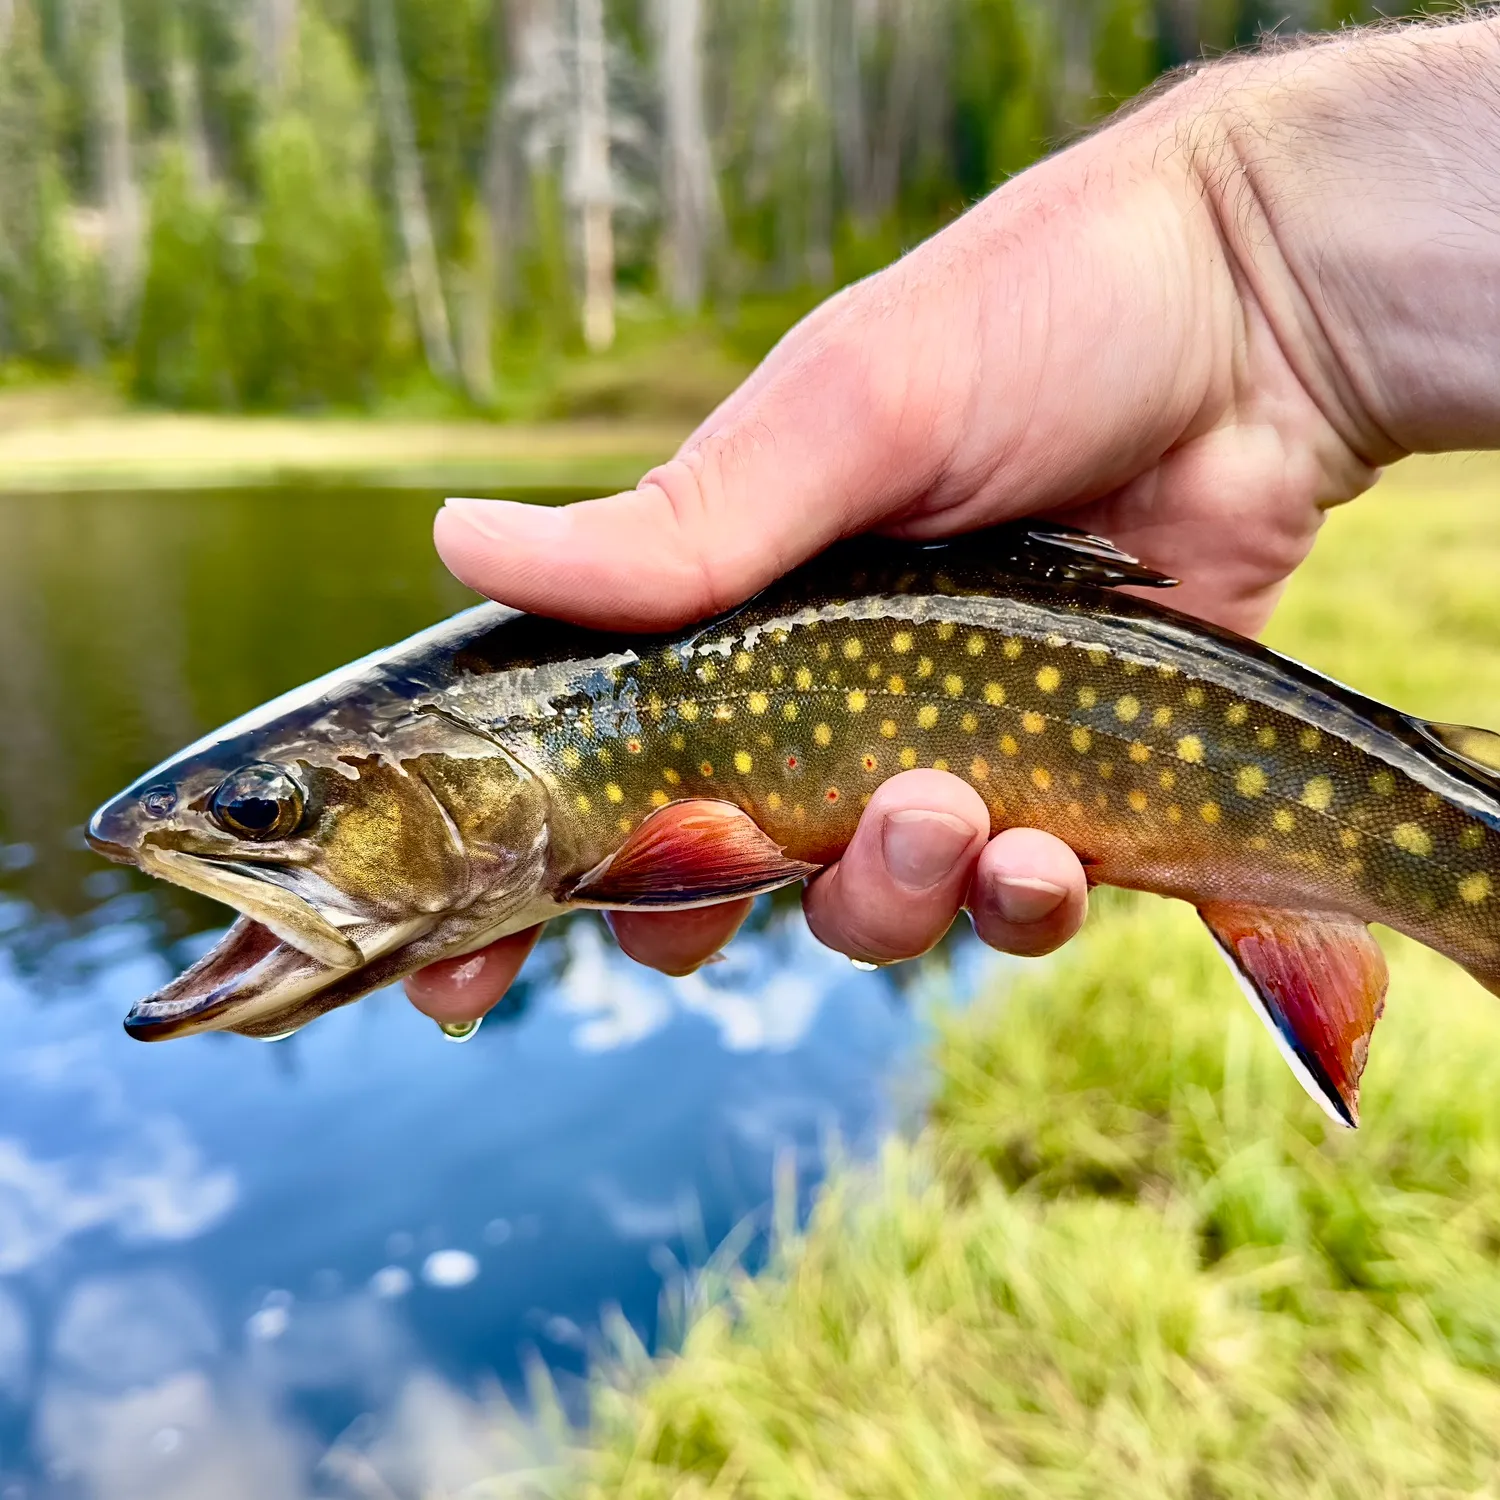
top-left (1173, 18), bottom-right (1500, 461)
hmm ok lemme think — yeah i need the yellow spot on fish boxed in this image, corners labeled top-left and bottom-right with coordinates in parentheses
top-left (971, 756), bottom-right (990, 781)
top-left (796, 667), bottom-right (813, 691)
top-left (1115, 695), bottom-right (1141, 723)
top-left (1167, 804), bottom-right (1182, 823)
top-left (561, 746), bottom-right (582, 769)
top-left (880, 719), bottom-right (897, 739)
top-left (1185, 686), bottom-right (1205, 707)
top-left (1087, 646), bottom-right (1108, 666)
top-left (1152, 706), bottom-right (1173, 728)
top-left (734, 652), bottom-right (753, 674)
top-left (1123, 661), bottom-right (1142, 676)
top-left (1342, 858), bottom-right (1363, 876)
top-left (648, 694), bottom-right (665, 720)
top-left (900, 747), bottom-right (918, 769)
top-left (749, 691), bottom-right (769, 715)
top-left (605, 783), bottom-right (624, 803)
top-left (1225, 703), bottom-right (1248, 726)
top-left (670, 733), bottom-right (685, 751)
top-left (1067, 800), bottom-right (1083, 818)
top-left (1200, 802), bottom-right (1221, 824)
top-left (1003, 638), bottom-right (1023, 659)
top-left (698, 661), bottom-right (719, 684)
top-left (867, 662), bottom-right (882, 681)
top-left (1128, 790), bottom-right (1149, 813)
top-left (917, 705), bottom-right (940, 730)
top-left (1098, 763), bottom-right (1114, 780)
top-left (843, 638), bottom-right (863, 660)
top-left (1022, 711), bottom-right (1046, 735)
top-left (1031, 766), bottom-right (1052, 791)
top-left (1176, 734), bottom-right (1204, 764)
top-left (1000, 735), bottom-right (1019, 757)
top-left (1256, 727), bottom-right (1277, 749)
top-left (1273, 808), bottom-right (1295, 833)
top-left (663, 768), bottom-right (682, 786)
top-left (1035, 665), bottom-right (1061, 693)
top-left (1157, 663), bottom-right (1178, 678)
top-left (966, 633), bottom-right (985, 657)
top-left (1235, 766), bottom-right (1267, 797)
top-left (1071, 727), bottom-right (1092, 753)
top-left (1248, 835), bottom-right (1268, 851)
top-left (817, 642), bottom-right (831, 661)
top-left (961, 712), bottom-right (978, 733)
top-left (734, 751), bottom-right (753, 775)
top-left (597, 748), bottom-right (614, 765)
top-left (616, 815), bottom-right (631, 832)
top-left (713, 704), bottom-right (734, 722)
top-left (767, 791), bottom-right (783, 812)
top-left (1300, 776), bottom-right (1333, 812)
top-left (770, 665), bottom-right (785, 686)
top-left (1392, 822), bottom-right (1432, 857)
top-left (814, 723), bottom-right (833, 747)
top-left (937, 622), bottom-right (956, 641)
top-left (1338, 828), bottom-right (1359, 848)
top-left (847, 689), bottom-right (868, 713)
top-left (1299, 728), bottom-right (1321, 751)
top-left (1461, 826), bottom-right (1485, 849)
top-left (1460, 873), bottom-right (1492, 905)
top-left (1159, 769), bottom-right (1177, 790)
top-left (680, 701), bottom-right (701, 722)
top-left (1077, 686), bottom-right (1097, 709)
top-left (1128, 742), bottom-right (1151, 764)
top-left (891, 631), bottom-right (912, 655)
top-left (933, 758), bottom-right (950, 772)
top-left (1423, 792), bottom-right (1440, 812)
top-left (576, 794), bottom-right (592, 813)
top-left (783, 702), bottom-right (799, 723)
top-left (944, 674), bottom-right (964, 697)
top-left (984, 682), bottom-right (1006, 706)
top-left (888, 674), bottom-right (907, 694)
top-left (917, 657), bottom-right (934, 679)
top-left (1371, 771), bottom-right (1396, 797)
top-left (650, 789), bottom-right (670, 808)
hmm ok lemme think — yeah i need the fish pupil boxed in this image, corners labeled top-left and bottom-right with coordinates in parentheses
top-left (208, 763), bottom-right (304, 841)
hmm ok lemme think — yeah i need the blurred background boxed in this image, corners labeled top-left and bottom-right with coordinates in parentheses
top-left (0, 3), bottom-right (1494, 1498)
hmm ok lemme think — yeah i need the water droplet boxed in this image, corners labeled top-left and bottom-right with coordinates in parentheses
top-left (422, 1249), bottom-right (480, 1288)
top-left (258, 1029), bottom-right (299, 1043)
top-left (438, 1017), bottom-right (482, 1043)
top-left (850, 959), bottom-right (880, 972)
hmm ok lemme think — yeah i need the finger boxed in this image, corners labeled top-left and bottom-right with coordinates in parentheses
top-left (803, 769), bottom-right (990, 964)
top-left (435, 118), bottom-right (1224, 632)
top-left (967, 828), bottom-right (1089, 958)
top-left (606, 898), bottom-right (755, 978)
top-left (403, 926), bottom-right (542, 1025)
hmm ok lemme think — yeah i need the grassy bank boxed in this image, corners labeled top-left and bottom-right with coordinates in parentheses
top-left (566, 453), bottom-right (1500, 1497)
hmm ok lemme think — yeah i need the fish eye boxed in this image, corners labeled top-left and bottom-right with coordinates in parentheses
top-left (208, 764), bottom-right (305, 842)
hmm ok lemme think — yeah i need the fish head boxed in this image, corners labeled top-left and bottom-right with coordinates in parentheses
top-left (88, 716), bottom-right (553, 1042)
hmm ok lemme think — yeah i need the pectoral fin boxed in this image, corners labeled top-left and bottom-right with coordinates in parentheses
top-left (1199, 903), bottom-right (1388, 1128)
top-left (569, 799), bottom-right (821, 909)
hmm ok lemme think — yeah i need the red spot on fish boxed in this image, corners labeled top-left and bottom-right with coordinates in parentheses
top-left (825, 787), bottom-right (840, 803)
top-left (786, 755), bottom-right (798, 770)
top-left (862, 755), bottom-right (877, 772)
top-left (626, 738), bottom-right (642, 754)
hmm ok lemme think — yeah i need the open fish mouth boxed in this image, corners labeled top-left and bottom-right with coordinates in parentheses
top-left (124, 916), bottom-right (336, 1042)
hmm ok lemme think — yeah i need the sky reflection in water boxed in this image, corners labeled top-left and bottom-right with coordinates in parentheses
top-left (0, 489), bottom-right (998, 1494)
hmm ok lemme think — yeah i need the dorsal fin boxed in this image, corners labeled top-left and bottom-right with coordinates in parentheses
top-left (1412, 719), bottom-right (1500, 791)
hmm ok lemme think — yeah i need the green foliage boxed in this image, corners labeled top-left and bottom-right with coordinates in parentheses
top-left (239, 11), bottom-right (391, 408)
top-left (568, 463), bottom-right (1500, 1496)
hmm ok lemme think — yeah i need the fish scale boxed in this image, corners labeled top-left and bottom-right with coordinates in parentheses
top-left (86, 522), bottom-right (1500, 1128)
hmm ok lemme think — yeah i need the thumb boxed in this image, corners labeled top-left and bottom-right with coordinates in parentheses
top-left (434, 286), bottom-right (966, 631)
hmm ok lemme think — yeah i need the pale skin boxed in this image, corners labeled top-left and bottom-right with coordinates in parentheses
top-left (406, 16), bottom-right (1500, 1025)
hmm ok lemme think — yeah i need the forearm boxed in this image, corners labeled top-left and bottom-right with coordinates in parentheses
top-left (1170, 16), bottom-right (1500, 462)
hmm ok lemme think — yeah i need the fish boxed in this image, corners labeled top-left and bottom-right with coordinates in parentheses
top-left (87, 522), bottom-right (1500, 1126)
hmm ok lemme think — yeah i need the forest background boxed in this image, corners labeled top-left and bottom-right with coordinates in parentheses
top-left (0, 0), bottom-right (1433, 423)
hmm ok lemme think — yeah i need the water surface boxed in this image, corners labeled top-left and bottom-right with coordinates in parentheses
top-left (0, 488), bottom-right (987, 1496)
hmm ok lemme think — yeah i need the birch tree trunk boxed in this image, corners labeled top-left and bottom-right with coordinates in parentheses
top-left (573, 0), bottom-right (614, 350)
top-left (370, 0), bottom-right (457, 383)
top-left (97, 0), bottom-right (143, 336)
top-left (0, 0), bottom-right (15, 50)
top-left (794, 0), bottom-right (833, 286)
top-left (170, 44), bottom-right (212, 193)
top-left (255, 0), bottom-right (298, 96)
top-left (654, 0), bottom-right (721, 312)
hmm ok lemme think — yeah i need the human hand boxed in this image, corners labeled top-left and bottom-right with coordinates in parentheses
top-left (406, 17), bottom-right (1500, 1027)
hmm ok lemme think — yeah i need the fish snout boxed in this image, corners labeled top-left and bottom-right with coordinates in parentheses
top-left (87, 784), bottom-right (177, 863)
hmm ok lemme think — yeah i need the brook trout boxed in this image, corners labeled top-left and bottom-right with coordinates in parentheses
top-left (88, 523), bottom-right (1500, 1126)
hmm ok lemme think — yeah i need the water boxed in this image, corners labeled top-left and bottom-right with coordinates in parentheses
top-left (0, 488), bottom-right (993, 1495)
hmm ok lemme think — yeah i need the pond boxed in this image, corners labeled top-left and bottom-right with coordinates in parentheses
top-left (0, 487), bottom-right (994, 1496)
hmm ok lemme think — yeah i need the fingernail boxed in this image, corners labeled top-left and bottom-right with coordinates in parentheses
top-left (443, 496), bottom-right (564, 536)
top-left (993, 876), bottom-right (1068, 925)
top-left (881, 810), bottom-right (975, 891)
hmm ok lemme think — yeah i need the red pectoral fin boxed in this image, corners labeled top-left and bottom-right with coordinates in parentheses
top-left (569, 799), bottom-right (822, 909)
top-left (1199, 903), bottom-right (1388, 1129)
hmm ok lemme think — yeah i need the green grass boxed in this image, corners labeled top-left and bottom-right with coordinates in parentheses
top-left (556, 454), bottom-right (1500, 1498)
